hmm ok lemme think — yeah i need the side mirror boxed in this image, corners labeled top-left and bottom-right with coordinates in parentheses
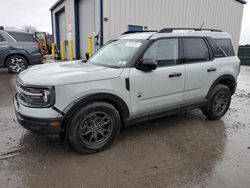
top-left (82, 52), bottom-right (90, 63)
top-left (137, 59), bottom-right (157, 71)
top-left (85, 52), bottom-right (90, 60)
top-left (82, 59), bottom-right (87, 63)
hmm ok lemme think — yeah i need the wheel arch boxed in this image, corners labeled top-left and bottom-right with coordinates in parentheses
top-left (63, 93), bottom-right (130, 123)
top-left (207, 74), bottom-right (236, 98)
top-left (4, 53), bottom-right (30, 67)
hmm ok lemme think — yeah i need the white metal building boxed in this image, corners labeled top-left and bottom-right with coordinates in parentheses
top-left (50, 0), bottom-right (246, 60)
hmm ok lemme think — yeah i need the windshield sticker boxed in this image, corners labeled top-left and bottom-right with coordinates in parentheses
top-left (124, 42), bottom-right (142, 48)
top-left (117, 61), bottom-right (127, 66)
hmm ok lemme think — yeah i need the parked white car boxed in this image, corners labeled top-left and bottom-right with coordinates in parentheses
top-left (14, 28), bottom-right (240, 153)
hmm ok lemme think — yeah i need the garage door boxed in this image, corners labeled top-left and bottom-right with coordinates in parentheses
top-left (78, 0), bottom-right (95, 58)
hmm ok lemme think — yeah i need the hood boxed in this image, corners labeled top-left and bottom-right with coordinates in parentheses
top-left (19, 61), bottom-right (124, 86)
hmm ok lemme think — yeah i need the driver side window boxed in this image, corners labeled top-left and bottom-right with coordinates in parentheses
top-left (143, 38), bottom-right (179, 67)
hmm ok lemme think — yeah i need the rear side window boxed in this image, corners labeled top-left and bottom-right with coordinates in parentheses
top-left (215, 38), bottom-right (235, 56)
top-left (206, 37), bottom-right (226, 58)
top-left (183, 38), bottom-right (210, 63)
top-left (0, 34), bottom-right (5, 42)
top-left (7, 32), bottom-right (37, 42)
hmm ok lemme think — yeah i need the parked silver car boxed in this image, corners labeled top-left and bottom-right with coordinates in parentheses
top-left (14, 28), bottom-right (240, 153)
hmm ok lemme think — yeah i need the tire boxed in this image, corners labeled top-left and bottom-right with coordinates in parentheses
top-left (202, 84), bottom-right (231, 120)
top-left (6, 55), bottom-right (28, 74)
top-left (68, 102), bottom-right (121, 154)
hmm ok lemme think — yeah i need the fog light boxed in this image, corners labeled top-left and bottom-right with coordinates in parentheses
top-left (50, 121), bottom-right (61, 127)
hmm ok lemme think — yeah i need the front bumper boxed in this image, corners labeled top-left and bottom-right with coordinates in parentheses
top-left (29, 53), bottom-right (44, 65)
top-left (14, 95), bottom-right (63, 135)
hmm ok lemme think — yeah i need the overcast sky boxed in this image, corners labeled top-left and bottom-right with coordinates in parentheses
top-left (0, 0), bottom-right (249, 45)
top-left (0, 0), bottom-right (55, 34)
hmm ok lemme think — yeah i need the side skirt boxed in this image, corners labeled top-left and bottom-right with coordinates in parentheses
top-left (123, 99), bottom-right (207, 126)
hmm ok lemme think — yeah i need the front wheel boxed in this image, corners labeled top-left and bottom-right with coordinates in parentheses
top-left (202, 84), bottom-right (231, 120)
top-left (6, 55), bottom-right (28, 74)
top-left (68, 102), bottom-right (121, 154)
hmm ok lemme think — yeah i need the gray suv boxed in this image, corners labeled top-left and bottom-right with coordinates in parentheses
top-left (0, 28), bottom-right (43, 73)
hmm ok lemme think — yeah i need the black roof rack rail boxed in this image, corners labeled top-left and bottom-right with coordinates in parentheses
top-left (122, 30), bottom-right (158, 35)
top-left (158, 28), bottom-right (222, 33)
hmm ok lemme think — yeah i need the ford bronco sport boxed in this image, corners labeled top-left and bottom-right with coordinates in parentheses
top-left (14, 28), bottom-right (240, 153)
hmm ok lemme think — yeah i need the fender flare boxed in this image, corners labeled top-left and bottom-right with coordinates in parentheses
top-left (206, 74), bottom-right (236, 98)
top-left (63, 93), bottom-right (130, 121)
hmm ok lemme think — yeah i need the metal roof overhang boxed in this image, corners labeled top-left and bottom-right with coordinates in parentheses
top-left (50, 0), bottom-right (64, 11)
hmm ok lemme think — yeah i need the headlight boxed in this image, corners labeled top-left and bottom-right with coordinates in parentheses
top-left (16, 80), bottom-right (55, 108)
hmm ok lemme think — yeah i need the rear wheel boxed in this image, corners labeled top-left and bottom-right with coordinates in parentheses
top-left (202, 84), bottom-right (231, 120)
top-left (68, 102), bottom-right (121, 154)
top-left (6, 55), bottom-right (28, 74)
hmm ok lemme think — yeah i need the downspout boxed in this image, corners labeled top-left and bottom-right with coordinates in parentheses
top-left (51, 11), bottom-right (54, 39)
top-left (74, 0), bottom-right (80, 59)
top-left (100, 0), bottom-right (104, 47)
top-left (55, 13), bottom-right (60, 59)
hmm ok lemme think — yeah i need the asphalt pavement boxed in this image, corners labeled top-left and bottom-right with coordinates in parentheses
top-left (0, 66), bottom-right (250, 188)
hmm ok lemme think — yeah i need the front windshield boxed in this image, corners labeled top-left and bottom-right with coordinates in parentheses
top-left (88, 40), bottom-right (144, 68)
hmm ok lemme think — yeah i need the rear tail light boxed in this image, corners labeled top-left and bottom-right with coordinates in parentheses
top-left (34, 38), bottom-right (42, 54)
top-left (37, 41), bottom-right (42, 53)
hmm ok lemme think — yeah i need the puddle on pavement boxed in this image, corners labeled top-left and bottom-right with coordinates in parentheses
top-left (0, 67), bottom-right (250, 187)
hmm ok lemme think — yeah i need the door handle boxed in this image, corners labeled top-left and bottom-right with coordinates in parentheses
top-left (207, 67), bottom-right (217, 72)
top-left (169, 72), bottom-right (182, 78)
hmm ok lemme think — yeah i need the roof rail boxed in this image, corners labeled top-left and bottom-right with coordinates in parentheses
top-left (4, 28), bottom-right (26, 32)
top-left (158, 28), bottom-right (222, 33)
top-left (122, 30), bottom-right (158, 35)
